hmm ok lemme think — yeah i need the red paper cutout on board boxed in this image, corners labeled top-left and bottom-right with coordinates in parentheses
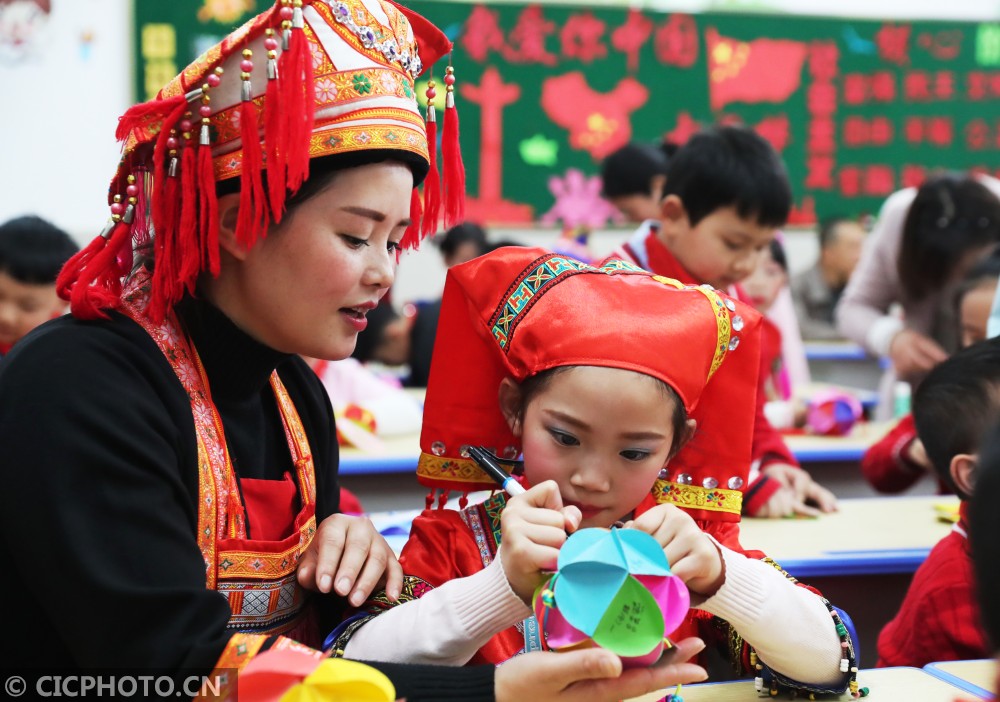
top-left (460, 67), bottom-right (534, 224)
top-left (654, 14), bottom-right (698, 68)
top-left (876, 23), bottom-right (911, 66)
top-left (462, 6), bottom-right (508, 63)
top-left (967, 119), bottom-right (990, 150)
top-left (864, 166), bottom-right (895, 196)
top-left (755, 115), bottom-right (790, 153)
top-left (505, 6), bottom-right (557, 66)
top-left (612, 9), bottom-right (653, 72)
top-left (705, 29), bottom-right (807, 110)
top-left (541, 72), bottom-right (649, 160)
top-left (904, 71), bottom-right (932, 101)
top-left (807, 41), bottom-right (839, 81)
top-left (541, 169), bottom-right (624, 229)
top-left (933, 71), bottom-right (955, 100)
top-left (560, 12), bottom-right (608, 63)
top-left (901, 165), bottom-right (928, 188)
top-left (809, 117), bottom-right (836, 151)
top-left (805, 155), bottom-right (835, 189)
top-left (917, 29), bottom-right (962, 61)
top-left (664, 112), bottom-right (702, 146)
top-left (787, 196), bottom-right (817, 226)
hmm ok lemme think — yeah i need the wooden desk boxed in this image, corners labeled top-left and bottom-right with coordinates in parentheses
top-left (739, 495), bottom-right (956, 578)
top-left (628, 667), bottom-right (986, 702)
top-left (924, 660), bottom-right (996, 698)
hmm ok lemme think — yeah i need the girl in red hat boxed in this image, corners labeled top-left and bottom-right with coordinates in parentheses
top-left (334, 247), bottom-right (860, 699)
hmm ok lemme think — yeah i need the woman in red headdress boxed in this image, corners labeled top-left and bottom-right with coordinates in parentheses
top-left (333, 247), bottom-right (860, 698)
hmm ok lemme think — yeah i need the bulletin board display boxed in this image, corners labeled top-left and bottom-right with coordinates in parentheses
top-left (134, 2), bottom-right (1000, 226)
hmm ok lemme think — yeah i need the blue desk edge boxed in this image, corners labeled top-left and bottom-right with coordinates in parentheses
top-left (923, 661), bottom-right (994, 698)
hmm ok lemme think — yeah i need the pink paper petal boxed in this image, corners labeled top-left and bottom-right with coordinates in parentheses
top-left (635, 573), bottom-right (691, 636)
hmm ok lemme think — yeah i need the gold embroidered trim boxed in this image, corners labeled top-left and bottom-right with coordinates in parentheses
top-left (416, 452), bottom-right (493, 486)
top-left (650, 478), bottom-right (742, 515)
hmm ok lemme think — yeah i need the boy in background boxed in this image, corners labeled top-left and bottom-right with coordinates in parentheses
top-left (613, 125), bottom-right (836, 518)
top-left (600, 141), bottom-right (672, 224)
top-left (876, 338), bottom-right (1000, 667)
top-left (0, 215), bottom-right (78, 357)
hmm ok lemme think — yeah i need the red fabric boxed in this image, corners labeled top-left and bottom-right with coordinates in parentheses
top-left (861, 414), bottom-right (951, 494)
top-left (741, 474), bottom-right (782, 516)
top-left (339, 487), bottom-right (364, 516)
top-left (629, 232), bottom-right (799, 472)
top-left (418, 247), bottom-right (762, 525)
top-left (877, 504), bottom-right (987, 667)
top-left (240, 472), bottom-right (299, 542)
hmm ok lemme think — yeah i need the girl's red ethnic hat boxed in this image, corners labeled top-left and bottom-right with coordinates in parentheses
top-left (416, 246), bottom-right (763, 523)
top-left (58, 0), bottom-right (464, 322)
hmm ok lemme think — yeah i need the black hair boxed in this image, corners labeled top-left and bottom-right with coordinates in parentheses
top-left (351, 300), bottom-right (401, 363)
top-left (600, 142), bottom-right (670, 199)
top-left (662, 125), bottom-right (791, 228)
top-left (898, 173), bottom-right (1000, 301)
top-left (0, 215), bottom-right (79, 285)
top-left (955, 243), bottom-right (1000, 311)
top-left (768, 238), bottom-right (788, 273)
top-left (818, 216), bottom-right (856, 249)
top-left (971, 420), bottom-right (1000, 650)
top-left (913, 336), bottom-right (1000, 500)
top-left (514, 366), bottom-right (689, 458)
top-left (486, 238), bottom-right (525, 253)
top-left (437, 222), bottom-right (489, 258)
top-left (659, 140), bottom-right (680, 160)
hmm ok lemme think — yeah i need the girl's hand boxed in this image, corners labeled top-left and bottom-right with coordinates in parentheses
top-left (761, 463), bottom-right (838, 516)
top-left (626, 504), bottom-right (724, 597)
top-left (499, 480), bottom-right (582, 604)
top-left (297, 514), bottom-right (403, 607)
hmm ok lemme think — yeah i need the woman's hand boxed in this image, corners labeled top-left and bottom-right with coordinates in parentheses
top-left (297, 513), bottom-right (403, 606)
top-left (889, 329), bottom-right (948, 379)
top-left (494, 637), bottom-right (708, 702)
top-left (499, 480), bottom-right (582, 604)
top-left (627, 504), bottom-right (724, 597)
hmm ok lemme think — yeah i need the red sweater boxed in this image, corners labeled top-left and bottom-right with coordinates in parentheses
top-left (876, 504), bottom-right (987, 667)
top-left (861, 414), bottom-right (950, 494)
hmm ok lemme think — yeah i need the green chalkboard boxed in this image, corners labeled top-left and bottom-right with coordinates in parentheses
top-left (133, 1), bottom-right (1000, 226)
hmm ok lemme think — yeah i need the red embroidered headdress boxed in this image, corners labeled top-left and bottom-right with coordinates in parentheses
top-left (58, 0), bottom-right (463, 322)
top-left (417, 246), bottom-right (762, 523)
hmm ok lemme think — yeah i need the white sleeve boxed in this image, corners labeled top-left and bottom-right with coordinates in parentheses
top-left (342, 553), bottom-right (532, 665)
top-left (697, 544), bottom-right (845, 685)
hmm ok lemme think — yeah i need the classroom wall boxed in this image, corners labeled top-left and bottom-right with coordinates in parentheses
top-left (0, 0), bottom-right (984, 293)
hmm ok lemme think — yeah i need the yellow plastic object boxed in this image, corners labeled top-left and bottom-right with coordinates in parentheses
top-left (280, 659), bottom-right (396, 702)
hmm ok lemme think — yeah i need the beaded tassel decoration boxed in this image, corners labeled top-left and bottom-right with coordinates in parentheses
top-left (237, 48), bottom-right (268, 249)
top-left (440, 63), bottom-right (465, 227)
top-left (197, 68), bottom-right (223, 277)
top-left (420, 78), bottom-right (442, 237)
top-left (263, 27), bottom-right (286, 220)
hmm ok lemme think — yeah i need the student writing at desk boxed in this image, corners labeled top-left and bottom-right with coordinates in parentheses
top-left (877, 339), bottom-right (1000, 667)
top-left (333, 247), bottom-right (857, 697)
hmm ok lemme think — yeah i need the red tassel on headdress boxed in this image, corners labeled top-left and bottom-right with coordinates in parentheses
top-left (56, 229), bottom-right (110, 302)
top-left (421, 80), bottom-right (442, 238)
top-left (148, 165), bottom-right (181, 318)
top-left (441, 65), bottom-right (466, 227)
top-left (236, 49), bottom-right (269, 249)
top-left (177, 134), bottom-right (201, 295)
top-left (116, 93), bottom-right (187, 143)
top-left (400, 187), bottom-right (423, 250)
top-left (151, 101), bottom-right (188, 243)
top-left (278, 0), bottom-right (315, 194)
top-left (263, 28), bottom-right (287, 221)
top-left (197, 126), bottom-right (220, 277)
